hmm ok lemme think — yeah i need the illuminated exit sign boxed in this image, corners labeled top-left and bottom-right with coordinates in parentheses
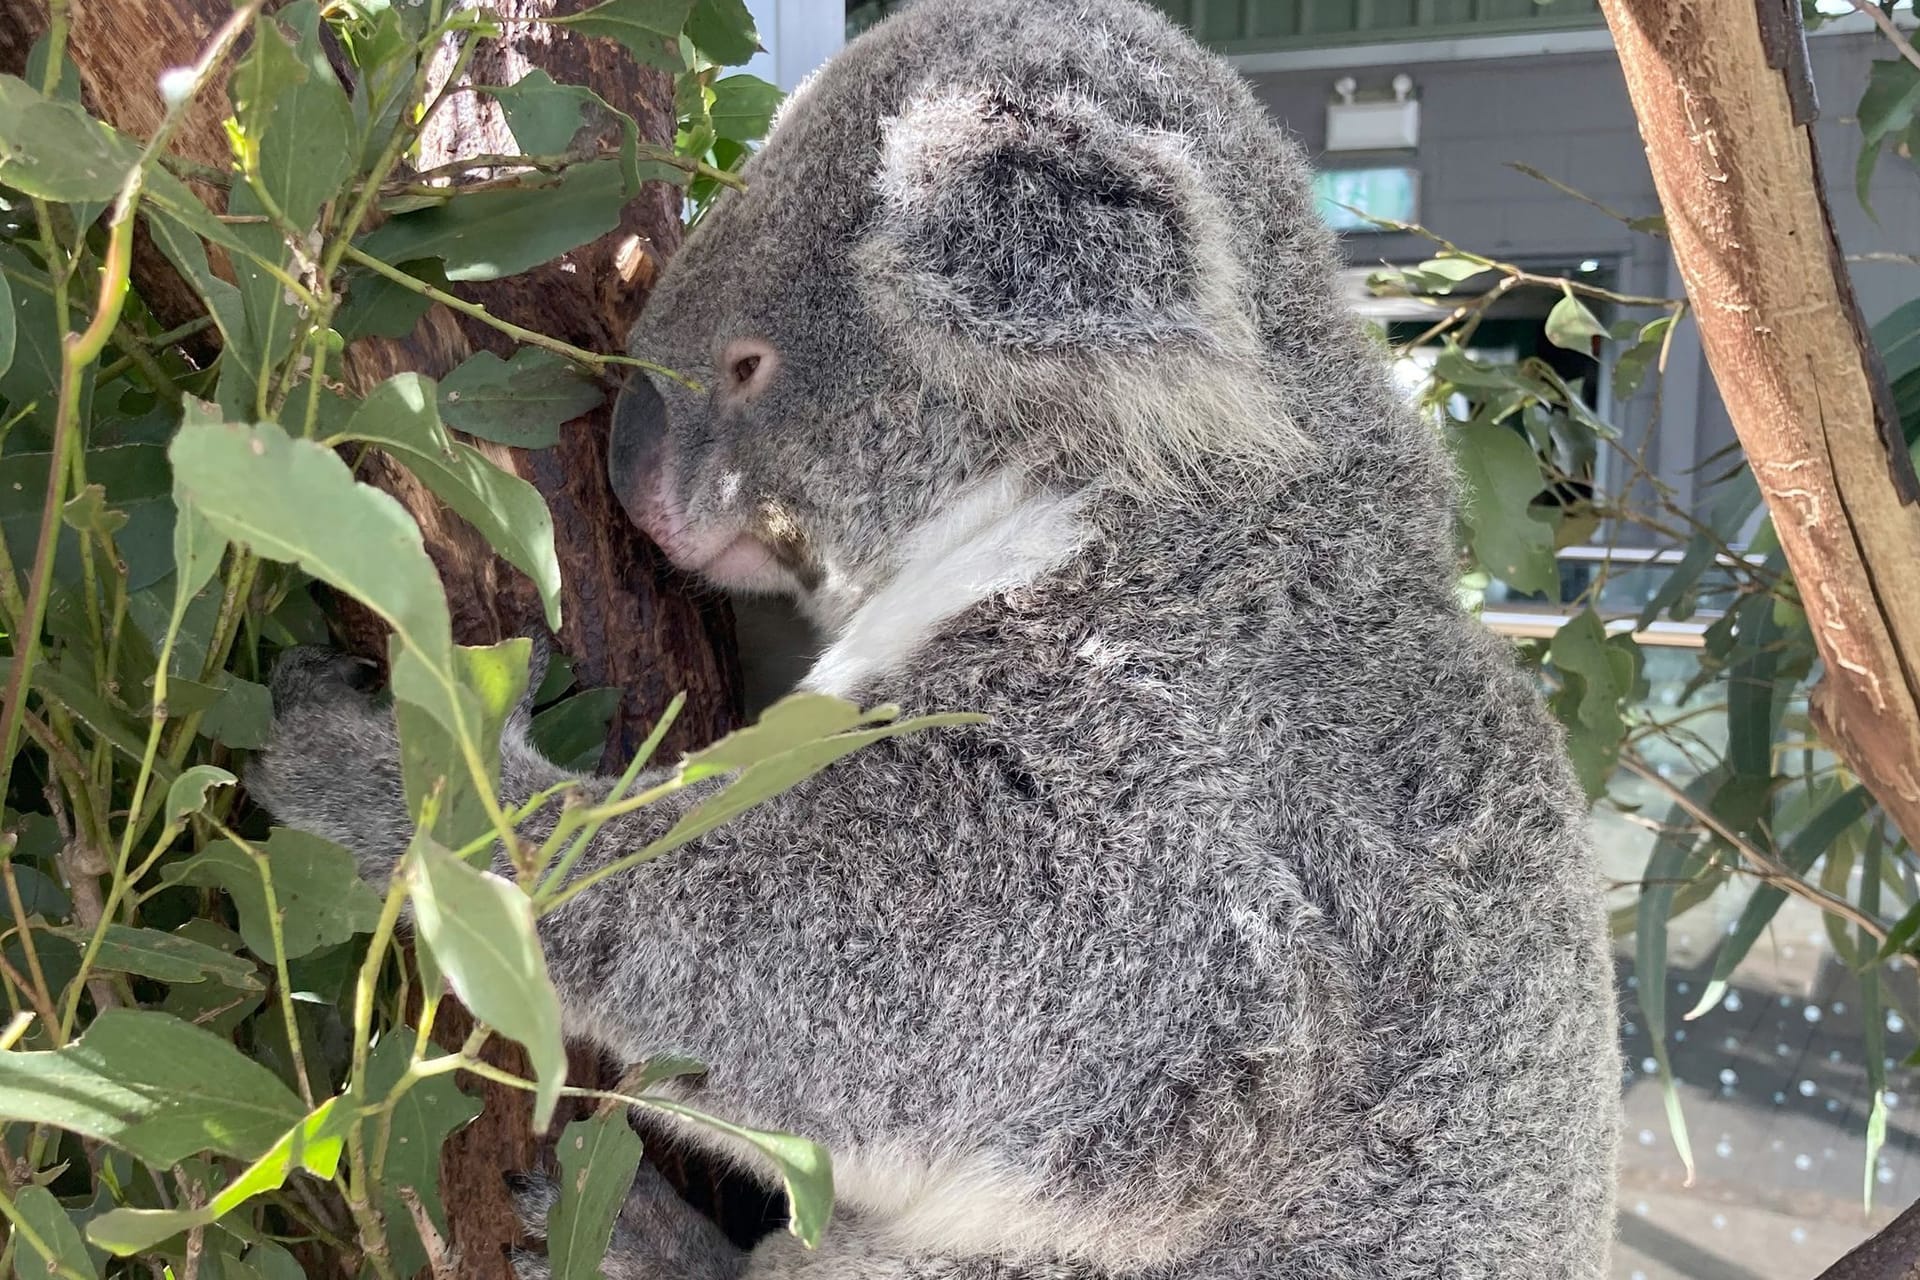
top-left (1313, 166), bottom-right (1419, 232)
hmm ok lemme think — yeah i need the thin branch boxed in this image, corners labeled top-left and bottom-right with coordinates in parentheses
top-left (1847, 0), bottom-right (1920, 72)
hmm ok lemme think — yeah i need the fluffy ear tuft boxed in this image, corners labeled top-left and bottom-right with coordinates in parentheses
top-left (856, 88), bottom-right (1309, 491)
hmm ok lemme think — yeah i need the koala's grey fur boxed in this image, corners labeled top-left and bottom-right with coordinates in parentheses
top-left (249, 0), bottom-right (1621, 1276)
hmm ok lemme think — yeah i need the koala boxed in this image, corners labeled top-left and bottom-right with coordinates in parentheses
top-left (249, 0), bottom-right (1621, 1276)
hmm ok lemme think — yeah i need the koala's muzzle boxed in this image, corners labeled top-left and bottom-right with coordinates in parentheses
top-left (608, 374), bottom-right (668, 532)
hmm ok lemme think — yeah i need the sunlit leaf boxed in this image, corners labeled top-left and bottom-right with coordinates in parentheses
top-left (86, 1098), bottom-right (350, 1255)
top-left (0, 1009), bottom-right (305, 1165)
top-left (409, 833), bottom-right (567, 1129)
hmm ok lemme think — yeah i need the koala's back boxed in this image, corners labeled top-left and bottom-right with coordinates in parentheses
top-left (855, 486), bottom-right (1620, 1278)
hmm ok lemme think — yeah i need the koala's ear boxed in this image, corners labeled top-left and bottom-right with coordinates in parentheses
top-left (859, 89), bottom-right (1223, 354)
top-left (855, 89), bottom-right (1306, 488)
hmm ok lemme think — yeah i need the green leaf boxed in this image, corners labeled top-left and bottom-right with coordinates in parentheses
top-left (547, 0), bottom-right (694, 71)
top-left (200, 675), bottom-right (274, 750)
top-left (1611, 314), bottom-right (1674, 402)
top-left (235, 4), bottom-right (357, 232)
top-left (87, 1098), bottom-right (351, 1256)
top-left (531, 687), bottom-right (622, 772)
top-left (547, 1110), bottom-right (645, 1280)
top-left (362, 1033), bottom-right (482, 1278)
top-left (51, 923), bottom-right (261, 990)
top-left (409, 832), bottom-right (567, 1128)
top-left (1855, 59), bottom-right (1920, 214)
top-left (30, 657), bottom-right (178, 785)
top-left (679, 693), bottom-right (870, 780)
top-left (1546, 609), bottom-right (1639, 798)
top-left (0, 74), bottom-right (141, 202)
top-left (435, 348), bottom-right (605, 450)
top-left (1445, 417), bottom-right (1557, 595)
top-left (0, 1008), bottom-right (305, 1165)
top-left (169, 416), bottom-right (478, 746)
top-left (488, 69), bottom-right (595, 155)
top-left (10, 1184), bottom-right (99, 1280)
top-left (1634, 772), bottom-right (1723, 1185)
top-left (397, 637), bottom-right (530, 850)
top-left (640, 1098), bottom-right (833, 1247)
top-left (333, 259), bottom-right (446, 344)
top-left (158, 923), bottom-right (266, 1036)
top-left (709, 74), bottom-right (783, 143)
top-left (357, 160), bottom-right (631, 282)
top-left (687, 0), bottom-right (761, 65)
top-left (163, 830), bottom-right (383, 961)
top-left (60, 484), bottom-right (128, 537)
top-left (165, 764), bottom-right (237, 826)
top-left (1544, 291), bottom-right (1608, 353)
top-left (328, 372), bottom-right (565, 628)
top-left (0, 267), bottom-right (13, 380)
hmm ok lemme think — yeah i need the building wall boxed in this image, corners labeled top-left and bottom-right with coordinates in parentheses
top-left (1242, 32), bottom-right (1920, 518)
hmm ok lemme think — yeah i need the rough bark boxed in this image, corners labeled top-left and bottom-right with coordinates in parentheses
top-left (0, 3), bottom-right (750, 1276)
top-left (1598, 0), bottom-right (1920, 858)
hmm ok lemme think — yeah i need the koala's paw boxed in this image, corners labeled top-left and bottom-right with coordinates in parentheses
top-left (245, 646), bottom-right (409, 880)
top-left (505, 1165), bottom-right (744, 1280)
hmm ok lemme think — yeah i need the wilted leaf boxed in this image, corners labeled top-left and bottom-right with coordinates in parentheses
top-left (357, 160), bottom-right (630, 281)
top-left (546, 1110), bottom-right (645, 1279)
top-left (0, 1008), bottom-right (305, 1165)
top-left (330, 373), bottom-right (564, 628)
top-left (435, 348), bottom-right (605, 450)
top-left (164, 830), bottom-right (383, 961)
top-left (86, 1098), bottom-right (351, 1255)
top-left (409, 832), bottom-right (567, 1129)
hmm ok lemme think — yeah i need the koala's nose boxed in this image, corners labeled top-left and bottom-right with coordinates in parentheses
top-left (607, 374), bottom-right (668, 528)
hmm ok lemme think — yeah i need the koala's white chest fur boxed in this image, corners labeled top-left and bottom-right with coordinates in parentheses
top-left (803, 472), bottom-right (1093, 698)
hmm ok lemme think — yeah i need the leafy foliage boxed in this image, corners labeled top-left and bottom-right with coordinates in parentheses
top-left (0, 5), bottom-right (866, 1277)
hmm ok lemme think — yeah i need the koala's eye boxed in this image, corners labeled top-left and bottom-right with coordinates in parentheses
top-left (718, 338), bottom-right (778, 401)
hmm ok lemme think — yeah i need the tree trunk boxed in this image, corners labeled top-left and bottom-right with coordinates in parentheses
top-left (0, 4), bottom-right (749, 1276)
top-left (1597, 0), bottom-right (1920, 852)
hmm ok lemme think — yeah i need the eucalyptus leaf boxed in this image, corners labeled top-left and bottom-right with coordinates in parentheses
top-left (687, 0), bottom-right (761, 65)
top-left (10, 1184), bottom-right (99, 1280)
top-left (50, 924), bottom-right (261, 990)
top-left (166, 765), bottom-right (237, 827)
top-left (709, 74), bottom-right (783, 143)
top-left (86, 1098), bottom-right (351, 1256)
top-left (1544, 292), bottom-right (1608, 354)
top-left (547, 1110), bottom-right (645, 1280)
top-left (639, 1098), bottom-right (832, 1247)
top-left (0, 267), bottom-right (14, 380)
top-left (0, 74), bottom-right (140, 202)
top-left (163, 830), bottom-right (383, 961)
top-left (547, 0), bottom-right (694, 71)
top-left (330, 373), bottom-right (564, 628)
top-left (436, 348), bottom-right (605, 450)
top-left (0, 1008), bottom-right (305, 1165)
top-left (357, 160), bottom-right (630, 282)
top-left (409, 832), bottom-right (567, 1129)
top-left (1445, 417), bottom-right (1557, 595)
top-left (361, 1034), bottom-right (483, 1279)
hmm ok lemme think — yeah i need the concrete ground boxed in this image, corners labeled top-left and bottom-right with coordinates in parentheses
top-left (1606, 818), bottom-right (1918, 1279)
